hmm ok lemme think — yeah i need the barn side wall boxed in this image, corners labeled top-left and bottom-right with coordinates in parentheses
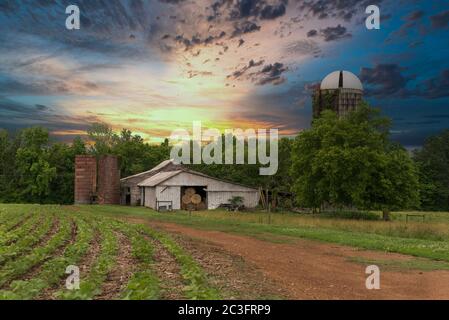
top-left (207, 191), bottom-right (259, 209)
top-left (160, 172), bottom-right (256, 192)
top-left (156, 186), bottom-right (181, 210)
top-left (160, 172), bottom-right (259, 209)
top-left (120, 185), bottom-right (141, 206)
top-left (144, 187), bottom-right (156, 209)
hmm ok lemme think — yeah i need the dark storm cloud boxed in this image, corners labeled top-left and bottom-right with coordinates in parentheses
top-left (392, 10), bottom-right (427, 39)
top-left (405, 10), bottom-right (425, 21)
top-left (419, 69), bottom-right (449, 99)
top-left (229, 0), bottom-right (260, 19)
top-left (172, 31), bottom-right (227, 50)
top-left (254, 62), bottom-right (288, 85)
top-left (226, 0), bottom-right (288, 20)
top-left (0, 0), bottom-right (19, 13)
top-left (231, 21), bottom-right (261, 37)
top-left (361, 66), bottom-right (449, 99)
top-left (0, 75), bottom-right (101, 96)
top-left (35, 104), bottom-right (49, 111)
top-left (260, 2), bottom-right (287, 20)
top-left (360, 64), bottom-right (411, 97)
top-left (227, 59), bottom-right (265, 79)
top-left (299, 0), bottom-right (378, 22)
top-left (0, 97), bottom-right (97, 137)
top-left (320, 25), bottom-right (351, 41)
top-left (0, 78), bottom-right (47, 95)
top-left (0, 0), bottom-right (160, 58)
top-left (307, 29), bottom-right (318, 37)
top-left (227, 60), bottom-right (288, 85)
top-left (430, 10), bottom-right (449, 29)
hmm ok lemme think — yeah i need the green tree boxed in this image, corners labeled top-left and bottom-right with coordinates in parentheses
top-left (360, 146), bottom-right (420, 220)
top-left (15, 127), bottom-right (56, 203)
top-left (0, 130), bottom-right (15, 201)
top-left (47, 140), bottom-right (84, 204)
top-left (413, 130), bottom-right (449, 210)
top-left (87, 123), bottom-right (117, 155)
top-left (72, 136), bottom-right (86, 155)
top-left (291, 104), bottom-right (419, 219)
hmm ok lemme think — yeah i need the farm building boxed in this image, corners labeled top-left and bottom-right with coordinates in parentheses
top-left (120, 160), bottom-right (260, 210)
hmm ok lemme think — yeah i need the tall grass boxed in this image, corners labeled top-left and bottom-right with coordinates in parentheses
top-left (77, 205), bottom-right (449, 242)
top-left (185, 210), bottom-right (449, 241)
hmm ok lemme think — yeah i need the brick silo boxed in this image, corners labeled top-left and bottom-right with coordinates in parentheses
top-left (74, 155), bottom-right (97, 204)
top-left (97, 155), bottom-right (121, 205)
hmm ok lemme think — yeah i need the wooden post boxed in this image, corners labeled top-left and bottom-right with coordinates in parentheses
top-left (268, 202), bottom-right (271, 224)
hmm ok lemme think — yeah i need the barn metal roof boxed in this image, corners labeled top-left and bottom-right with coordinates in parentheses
top-left (137, 170), bottom-right (183, 187)
top-left (120, 159), bottom-right (176, 182)
top-left (137, 168), bottom-right (258, 191)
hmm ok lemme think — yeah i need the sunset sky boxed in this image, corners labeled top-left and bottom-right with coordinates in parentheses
top-left (0, 0), bottom-right (448, 147)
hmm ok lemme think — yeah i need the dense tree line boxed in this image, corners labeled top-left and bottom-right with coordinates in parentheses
top-left (0, 125), bottom-right (170, 204)
top-left (413, 130), bottom-right (449, 211)
top-left (0, 106), bottom-right (448, 212)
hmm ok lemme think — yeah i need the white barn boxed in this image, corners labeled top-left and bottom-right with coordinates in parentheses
top-left (120, 160), bottom-right (260, 210)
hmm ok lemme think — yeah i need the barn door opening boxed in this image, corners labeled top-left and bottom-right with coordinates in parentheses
top-left (125, 187), bottom-right (131, 206)
top-left (181, 186), bottom-right (207, 211)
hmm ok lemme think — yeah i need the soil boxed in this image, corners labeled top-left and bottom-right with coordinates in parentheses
top-left (171, 234), bottom-right (288, 299)
top-left (127, 219), bottom-right (449, 300)
top-left (5, 213), bottom-right (32, 232)
top-left (39, 228), bottom-right (101, 300)
top-left (149, 236), bottom-right (185, 300)
top-left (22, 219), bottom-right (77, 282)
top-left (96, 231), bottom-right (136, 300)
top-left (33, 216), bottom-right (61, 249)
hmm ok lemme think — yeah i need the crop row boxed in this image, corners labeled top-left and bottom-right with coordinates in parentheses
top-left (0, 214), bottom-right (72, 288)
top-left (0, 208), bottom-right (219, 300)
top-left (56, 217), bottom-right (118, 300)
top-left (0, 212), bottom-right (31, 234)
top-left (0, 216), bottom-right (95, 299)
top-left (135, 224), bottom-right (220, 300)
top-left (0, 214), bottom-right (54, 265)
top-left (0, 213), bottom-right (38, 247)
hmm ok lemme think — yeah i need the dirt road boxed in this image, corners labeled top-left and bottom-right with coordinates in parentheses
top-left (128, 218), bottom-right (449, 299)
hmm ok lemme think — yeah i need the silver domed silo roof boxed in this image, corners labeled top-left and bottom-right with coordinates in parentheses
top-left (320, 70), bottom-right (363, 91)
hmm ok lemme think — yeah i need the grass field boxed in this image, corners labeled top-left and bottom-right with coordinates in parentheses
top-left (0, 204), bottom-right (449, 300)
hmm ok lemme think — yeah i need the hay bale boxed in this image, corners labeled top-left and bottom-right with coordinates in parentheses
top-left (185, 188), bottom-right (196, 196)
top-left (197, 202), bottom-right (207, 210)
top-left (182, 194), bottom-right (192, 204)
top-left (191, 194), bottom-right (202, 204)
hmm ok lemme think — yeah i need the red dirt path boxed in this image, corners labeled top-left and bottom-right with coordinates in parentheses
top-left (140, 220), bottom-right (449, 300)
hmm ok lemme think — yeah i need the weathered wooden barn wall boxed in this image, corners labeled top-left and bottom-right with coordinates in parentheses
top-left (155, 171), bottom-right (259, 209)
top-left (144, 187), bottom-right (156, 208)
top-left (156, 186), bottom-right (181, 209)
top-left (121, 175), bottom-right (147, 206)
top-left (162, 172), bottom-right (256, 191)
top-left (207, 191), bottom-right (259, 209)
top-left (74, 155), bottom-right (97, 204)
